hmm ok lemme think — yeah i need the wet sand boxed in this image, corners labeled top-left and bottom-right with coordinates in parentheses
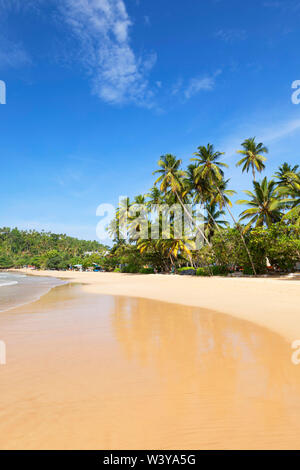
top-left (15, 270), bottom-right (300, 342)
top-left (1, 282), bottom-right (300, 449)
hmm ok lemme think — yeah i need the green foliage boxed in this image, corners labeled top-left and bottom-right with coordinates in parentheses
top-left (121, 264), bottom-right (140, 273)
top-left (139, 267), bottom-right (155, 274)
top-left (1, 144), bottom-right (300, 277)
top-left (0, 255), bottom-right (14, 269)
top-left (0, 227), bottom-right (107, 269)
top-left (211, 265), bottom-right (229, 276)
top-left (196, 267), bottom-right (211, 276)
top-left (178, 267), bottom-right (196, 275)
top-left (209, 223), bottom-right (300, 274)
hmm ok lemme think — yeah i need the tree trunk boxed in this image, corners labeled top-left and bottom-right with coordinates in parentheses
top-left (217, 188), bottom-right (257, 276)
top-left (174, 190), bottom-right (211, 247)
top-left (205, 204), bottom-right (227, 243)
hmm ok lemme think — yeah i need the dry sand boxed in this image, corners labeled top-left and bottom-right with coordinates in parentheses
top-left (15, 270), bottom-right (300, 342)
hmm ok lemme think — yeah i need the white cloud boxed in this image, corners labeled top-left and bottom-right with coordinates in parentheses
top-left (171, 78), bottom-right (183, 96)
top-left (260, 118), bottom-right (300, 142)
top-left (215, 29), bottom-right (247, 42)
top-left (0, 0), bottom-right (44, 12)
top-left (220, 117), bottom-right (300, 163)
top-left (60, 0), bottom-right (157, 107)
top-left (184, 71), bottom-right (221, 100)
top-left (0, 38), bottom-right (31, 69)
top-left (263, 0), bottom-right (300, 10)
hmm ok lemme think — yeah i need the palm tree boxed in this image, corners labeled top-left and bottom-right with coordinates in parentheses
top-left (209, 178), bottom-right (236, 210)
top-left (133, 194), bottom-right (146, 205)
top-left (236, 177), bottom-right (285, 231)
top-left (191, 143), bottom-right (228, 182)
top-left (236, 137), bottom-right (268, 181)
top-left (185, 163), bottom-right (211, 204)
top-left (128, 195), bottom-right (149, 240)
top-left (185, 164), bottom-right (230, 241)
top-left (277, 172), bottom-right (300, 225)
top-left (274, 162), bottom-right (299, 186)
top-left (146, 186), bottom-right (165, 208)
top-left (161, 237), bottom-right (195, 268)
top-left (204, 203), bottom-right (228, 240)
top-left (191, 143), bottom-right (257, 274)
top-left (153, 154), bottom-right (210, 245)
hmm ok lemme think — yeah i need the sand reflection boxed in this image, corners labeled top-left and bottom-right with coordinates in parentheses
top-left (0, 286), bottom-right (300, 449)
top-left (110, 296), bottom-right (300, 449)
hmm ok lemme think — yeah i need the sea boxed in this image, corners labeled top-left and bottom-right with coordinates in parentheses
top-left (0, 271), bottom-right (66, 312)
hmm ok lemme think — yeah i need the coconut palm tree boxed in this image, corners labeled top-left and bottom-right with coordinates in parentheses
top-left (128, 195), bottom-right (149, 241)
top-left (278, 172), bottom-right (300, 225)
top-left (191, 144), bottom-right (228, 183)
top-left (153, 154), bottom-right (210, 245)
top-left (209, 179), bottom-right (236, 210)
top-left (274, 162), bottom-right (300, 187)
top-left (185, 163), bottom-right (211, 204)
top-left (185, 164), bottom-right (230, 241)
top-left (236, 137), bottom-right (268, 182)
top-left (161, 237), bottom-right (195, 268)
top-left (204, 203), bottom-right (228, 240)
top-left (191, 143), bottom-right (257, 274)
top-left (237, 177), bottom-right (285, 231)
top-left (146, 186), bottom-right (165, 208)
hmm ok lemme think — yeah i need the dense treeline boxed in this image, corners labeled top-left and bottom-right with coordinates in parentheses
top-left (0, 227), bottom-right (108, 269)
top-left (106, 138), bottom-right (300, 275)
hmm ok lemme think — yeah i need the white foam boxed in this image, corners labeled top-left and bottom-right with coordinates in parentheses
top-left (0, 281), bottom-right (18, 287)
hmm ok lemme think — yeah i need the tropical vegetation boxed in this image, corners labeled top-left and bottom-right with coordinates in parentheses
top-left (104, 138), bottom-right (300, 275)
top-left (0, 227), bottom-right (108, 270)
top-left (1, 137), bottom-right (299, 276)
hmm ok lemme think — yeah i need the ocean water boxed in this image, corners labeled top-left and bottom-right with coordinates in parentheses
top-left (0, 272), bottom-right (66, 312)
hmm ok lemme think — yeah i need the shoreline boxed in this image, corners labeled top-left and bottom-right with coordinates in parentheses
top-left (13, 269), bottom-right (300, 343)
top-left (0, 271), bottom-right (67, 314)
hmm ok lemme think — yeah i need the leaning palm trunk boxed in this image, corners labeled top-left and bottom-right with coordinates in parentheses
top-left (216, 187), bottom-right (257, 275)
top-left (174, 190), bottom-right (211, 247)
top-left (205, 204), bottom-right (228, 243)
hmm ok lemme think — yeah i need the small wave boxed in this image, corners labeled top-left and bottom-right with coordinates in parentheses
top-left (0, 281), bottom-right (18, 287)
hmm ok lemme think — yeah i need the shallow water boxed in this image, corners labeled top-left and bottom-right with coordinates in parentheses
top-left (0, 283), bottom-right (300, 449)
top-left (0, 272), bottom-right (66, 312)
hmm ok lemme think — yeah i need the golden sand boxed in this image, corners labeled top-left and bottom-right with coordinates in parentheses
top-left (1, 282), bottom-right (300, 449)
top-left (16, 270), bottom-right (300, 342)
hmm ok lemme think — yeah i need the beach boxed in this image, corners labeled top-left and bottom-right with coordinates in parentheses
top-left (15, 270), bottom-right (300, 342)
top-left (1, 274), bottom-right (300, 449)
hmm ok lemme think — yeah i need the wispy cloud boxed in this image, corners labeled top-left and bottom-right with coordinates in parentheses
top-left (0, 0), bottom-right (44, 13)
top-left (263, 0), bottom-right (300, 10)
top-left (260, 118), bottom-right (300, 142)
top-left (215, 29), bottom-right (247, 42)
top-left (183, 70), bottom-right (222, 100)
top-left (220, 117), bottom-right (300, 162)
top-left (60, 0), bottom-right (157, 107)
top-left (0, 37), bottom-right (31, 69)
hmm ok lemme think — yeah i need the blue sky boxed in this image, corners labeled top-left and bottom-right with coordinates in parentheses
top-left (0, 0), bottom-right (300, 241)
